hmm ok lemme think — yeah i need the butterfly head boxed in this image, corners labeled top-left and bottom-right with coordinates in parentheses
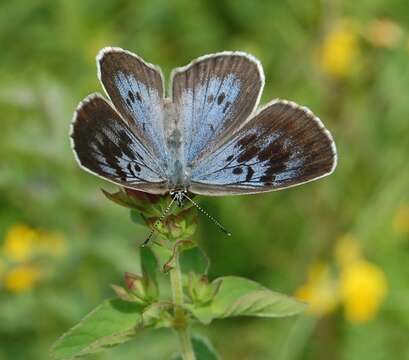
top-left (170, 189), bottom-right (188, 207)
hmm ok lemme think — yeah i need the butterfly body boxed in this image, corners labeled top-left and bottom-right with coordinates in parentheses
top-left (71, 47), bottom-right (337, 198)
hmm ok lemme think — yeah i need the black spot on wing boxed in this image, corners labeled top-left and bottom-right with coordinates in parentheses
top-left (268, 148), bottom-right (292, 165)
top-left (237, 133), bottom-right (257, 149)
top-left (103, 152), bottom-right (127, 181)
top-left (127, 163), bottom-right (135, 176)
top-left (119, 141), bottom-right (134, 159)
top-left (245, 166), bottom-right (254, 182)
top-left (127, 91), bottom-right (141, 104)
top-left (222, 101), bottom-right (231, 114)
top-left (264, 162), bottom-right (280, 175)
top-left (260, 174), bottom-right (275, 185)
top-left (127, 162), bottom-right (142, 177)
top-left (237, 145), bottom-right (260, 163)
top-left (226, 154), bottom-right (234, 162)
top-left (117, 129), bottom-right (135, 159)
top-left (89, 123), bottom-right (147, 181)
top-left (207, 94), bottom-right (214, 103)
top-left (258, 142), bottom-right (284, 162)
top-left (233, 167), bottom-right (243, 175)
top-left (217, 92), bottom-right (225, 105)
top-left (128, 91), bottom-right (135, 102)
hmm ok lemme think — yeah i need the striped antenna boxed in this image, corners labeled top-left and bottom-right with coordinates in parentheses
top-left (142, 197), bottom-right (175, 246)
top-left (182, 193), bottom-right (231, 236)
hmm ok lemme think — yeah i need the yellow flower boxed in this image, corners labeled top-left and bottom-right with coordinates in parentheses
top-left (295, 262), bottom-right (338, 316)
top-left (317, 20), bottom-right (360, 78)
top-left (393, 205), bottom-right (409, 236)
top-left (37, 231), bottom-right (67, 257)
top-left (3, 224), bottom-right (38, 262)
top-left (366, 19), bottom-right (402, 48)
top-left (334, 234), bottom-right (361, 267)
top-left (3, 265), bottom-right (41, 293)
top-left (339, 260), bottom-right (387, 323)
top-left (2, 224), bottom-right (67, 262)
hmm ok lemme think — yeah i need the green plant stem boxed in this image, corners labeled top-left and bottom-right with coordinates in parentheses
top-left (170, 250), bottom-right (195, 360)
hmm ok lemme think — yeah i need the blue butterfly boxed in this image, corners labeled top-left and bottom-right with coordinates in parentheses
top-left (70, 47), bottom-right (337, 235)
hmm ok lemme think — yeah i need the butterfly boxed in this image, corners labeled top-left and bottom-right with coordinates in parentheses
top-left (70, 47), bottom-right (337, 232)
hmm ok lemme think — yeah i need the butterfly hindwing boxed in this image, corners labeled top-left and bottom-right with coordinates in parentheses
top-left (171, 52), bottom-right (264, 166)
top-left (97, 47), bottom-right (170, 166)
top-left (190, 100), bottom-right (337, 195)
top-left (70, 94), bottom-right (168, 194)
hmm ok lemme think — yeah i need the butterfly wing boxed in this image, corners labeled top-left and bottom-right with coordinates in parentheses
top-left (189, 100), bottom-right (337, 195)
top-left (171, 52), bottom-right (264, 166)
top-left (70, 94), bottom-right (168, 194)
top-left (97, 47), bottom-right (170, 166)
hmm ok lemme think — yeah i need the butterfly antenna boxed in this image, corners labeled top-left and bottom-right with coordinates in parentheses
top-left (182, 193), bottom-right (231, 236)
top-left (142, 197), bottom-right (176, 246)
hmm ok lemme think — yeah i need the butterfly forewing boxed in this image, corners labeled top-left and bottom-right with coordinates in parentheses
top-left (171, 52), bottom-right (264, 166)
top-left (97, 47), bottom-right (169, 166)
top-left (70, 94), bottom-right (168, 194)
top-left (189, 100), bottom-right (337, 195)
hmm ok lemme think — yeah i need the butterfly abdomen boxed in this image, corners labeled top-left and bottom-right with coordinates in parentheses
top-left (163, 101), bottom-right (189, 191)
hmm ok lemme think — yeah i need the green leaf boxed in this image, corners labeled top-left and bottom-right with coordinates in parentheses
top-left (179, 244), bottom-right (209, 275)
top-left (139, 302), bottom-right (173, 329)
top-left (140, 246), bottom-right (158, 280)
top-left (150, 242), bottom-right (173, 271)
top-left (187, 276), bottom-right (306, 325)
top-left (101, 188), bottom-right (136, 209)
top-left (130, 209), bottom-right (145, 226)
top-left (170, 335), bottom-right (220, 360)
top-left (150, 241), bottom-right (209, 274)
top-left (51, 299), bottom-right (143, 359)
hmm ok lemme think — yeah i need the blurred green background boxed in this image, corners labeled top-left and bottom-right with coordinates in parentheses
top-left (1, 0), bottom-right (409, 359)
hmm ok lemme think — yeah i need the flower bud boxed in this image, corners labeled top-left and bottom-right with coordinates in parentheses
top-left (124, 272), bottom-right (158, 304)
top-left (139, 302), bottom-right (173, 329)
top-left (101, 188), bottom-right (162, 217)
top-left (111, 284), bottom-right (140, 303)
top-left (187, 274), bottom-right (222, 306)
top-left (102, 188), bottom-right (198, 242)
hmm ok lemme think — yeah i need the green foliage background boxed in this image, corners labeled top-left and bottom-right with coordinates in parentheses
top-left (1, 0), bottom-right (409, 359)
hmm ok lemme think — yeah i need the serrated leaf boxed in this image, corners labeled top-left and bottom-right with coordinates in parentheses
top-left (170, 335), bottom-right (220, 360)
top-left (187, 276), bottom-right (306, 325)
top-left (51, 299), bottom-right (144, 359)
